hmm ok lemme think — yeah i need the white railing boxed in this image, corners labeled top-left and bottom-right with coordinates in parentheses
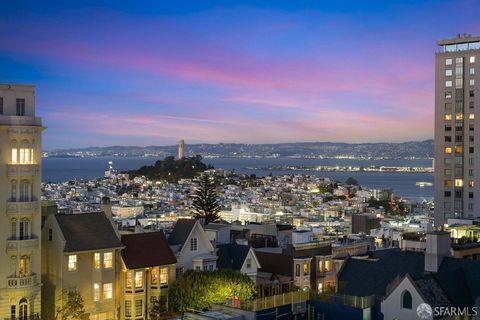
top-left (6, 201), bottom-right (39, 215)
top-left (6, 274), bottom-right (37, 288)
top-left (7, 164), bottom-right (39, 177)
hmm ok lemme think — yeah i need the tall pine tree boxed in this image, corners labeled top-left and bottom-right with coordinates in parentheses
top-left (191, 175), bottom-right (220, 225)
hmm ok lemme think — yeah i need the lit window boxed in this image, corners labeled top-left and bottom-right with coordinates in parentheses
top-left (103, 252), bottom-right (112, 269)
top-left (445, 92), bottom-right (452, 99)
top-left (135, 300), bottom-right (142, 317)
top-left (469, 180), bottom-right (475, 188)
top-left (445, 80), bottom-right (452, 87)
top-left (190, 237), bottom-right (198, 251)
top-left (125, 301), bottom-right (132, 317)
top-left (103, 283), bottom-right (113, 299)
top-left (456, 57), bottom-right (464, 64)
top-left (444, 113), bottom-right (452, 120)
top-left (445, 69), bottom-right (452, 76)
top-left (93, 283), bottom-right (100, 301)
top-left (303, 262), bottom-right (309, 276)
top-left (11, 149), bottom-right (18, 164)
top-left (470, 67), bottom-right (475, 75)
top-left (456, 113), bottom-right (464, 120)
top-left (470, 79), bottom-right (475, 86)
top-left (445, 147), bottom-right (452, 154)
top-left (446, 58), bottom-right (453, 65)
top-left (455, 146), bottom-right (463, 153)
top-left (94, 253), bottom-right (100, 269)
top-left (160, 267), bottom-right (168, 285)
top-left (68, 255), bottom-right (77, 271)
top-left (135, 271), bottom-right (143, 288)
top-left (445, 180), bottom-right (452, 187)
top-left (455, 179), bottom-right (464, 187)
top-left (469, 113), bottom-right (475, 120)
top-left (151, 268), bottom-right (158, 285)
top-left (455, 78), bottom-right (463, 88)
top-left (125, 272), bottom-right (132, 289)
top-left (471, 56), bottom-right (476, 63)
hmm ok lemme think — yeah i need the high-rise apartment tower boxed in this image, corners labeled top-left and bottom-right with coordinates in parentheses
top-left (0, 84), bottom-right (43, 318)
top-left (435, 35), bottom-right (480, 225)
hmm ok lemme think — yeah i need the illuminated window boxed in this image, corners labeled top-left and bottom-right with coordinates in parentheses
top-left (444, 113), bottom-right (452, 120)
top-left (446, 58), bottom-right (453, 65)
top-left (445, 180), bottom-right (452, 187)
top-left (303, 262), bottom-right (309, 276)
top-left (445, 80), bottom-right (452, 87)
top-left (103, 283), bottom-right (113, 299)
top-left (445, 91), bottom-right (452, 99)
top-left (151, 268), bottom-right (158, 285)
top-left (19, 256), bottom-right (29, 277)
top-left (471, 56), bottom-right (476, 63)
top-left (445, 147), bottom-right (452, 154)
top-left (455, 79), bottom-right (463, 88)
top-left (456, 57), bottom-right (464, 64)
top-left (12, 148), bottom-right (34, 164)
top-left (470, 67), bottom-right (475, 75)
top-left (93, 283), bottom-right (100, 301)
top-left (160, 267), bottom-right (168, 285)
top-left (446, 69), bottom-right (452, 76)
top-left (469, 180), bottom-right (475, 188)
top-left (455, 146), bottom-right (463, 153)
top-left (68, 255), bottom-right (77, 271)
top-left (94, 253), bottom-right (100, 269)
top-left (103, 252), bottom-right (112, 269)
top-left (125, 301), bottom-right (132, 317)
top-left (470, 79), bottom-right (475, 86)
top-left (469, 113), bottom-right (475, 120)
top-left (125, 272), bottom-right (132, 289)
top-left (455, 113), bottom-right (464, 120)
top-left (11, 149), bottom-right (18, 164)
top-left (455, 179), bottom-right (464, 187)
top-left (135, 271), bottom-right (143, 288)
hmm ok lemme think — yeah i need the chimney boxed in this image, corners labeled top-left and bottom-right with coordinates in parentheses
top-left (424, 231), bottom-right (451, 273)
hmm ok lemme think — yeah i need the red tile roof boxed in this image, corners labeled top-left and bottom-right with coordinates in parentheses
top-left (121, 231), bottom-right (176, 269)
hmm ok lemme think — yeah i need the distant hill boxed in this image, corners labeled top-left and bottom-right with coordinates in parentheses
top-left (126, 155), bottom-right (211, 181)
top-left (46, 140), bottom-right (434, 159)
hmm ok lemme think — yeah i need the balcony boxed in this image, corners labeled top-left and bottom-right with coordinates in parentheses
top-left (6, 237), bottom-right (39, 254)
top-left (7, 164), bottom-right (39, 178)
top-left (6, 201), bottom-right (39, 216)
top-left (6, 274), bottom-right (38, 289)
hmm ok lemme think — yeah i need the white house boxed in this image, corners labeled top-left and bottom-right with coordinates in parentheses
top-left (168, 219), bottom-right (217, 277)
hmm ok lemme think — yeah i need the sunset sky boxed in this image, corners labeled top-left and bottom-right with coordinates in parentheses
top-left (1, 0), bottom-right (479, 149)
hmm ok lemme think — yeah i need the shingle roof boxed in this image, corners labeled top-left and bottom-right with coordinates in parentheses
top-left (56, 212), bottom-right (123, 252)
top-left (255, 251), bottom-right (293, 276)
top-left (121, 232), bottom-right (176, 269)
top-left (168, 219), bottom-right (197, 246)
top-left (217, 244), bottom-right (251, 270)
top-left (337, 250), bottom-right (480, 308)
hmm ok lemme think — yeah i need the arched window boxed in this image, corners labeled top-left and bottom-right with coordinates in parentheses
top-left (19, 298), bottom-right (28, 320)
top-left (401, 290), bottom-right (413, 309)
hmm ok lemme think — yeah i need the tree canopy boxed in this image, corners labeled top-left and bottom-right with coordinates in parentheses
top-left (55, 290), bottom-right (89, 320)
top-left (191, 175), bottom-right (221, 224)
top-left (169, 269), bottom-right (257, 312)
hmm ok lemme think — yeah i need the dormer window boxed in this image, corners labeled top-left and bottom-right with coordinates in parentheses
top-left (190, 237), bottom-right (198, 251)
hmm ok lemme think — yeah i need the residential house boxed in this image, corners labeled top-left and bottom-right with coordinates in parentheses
top-left (216, 243), bottom-right (261, 281)
top-left (42, 212), bottom-right (124, 320)
top-left (337, 232), bottom-right (480, 320)
top-left (120, 231), bottom-right (176, 320)
top-left (167, 219), bottom-right (217, 277)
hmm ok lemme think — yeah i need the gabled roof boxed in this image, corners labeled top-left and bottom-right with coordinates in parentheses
top-left (338, 250), bottom-right (480, 308)
top-left (168, 219), bottom-right (197, 245)
top-left (55, 212), bottom-right (123, 253)
top-left (217, 244), bottom-right (251, 270)
top-left (121, 231), bottom-right (176, 269)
